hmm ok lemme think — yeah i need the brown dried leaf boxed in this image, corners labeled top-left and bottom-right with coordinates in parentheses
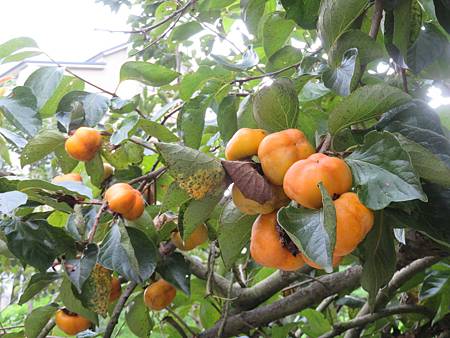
top-left (222, 160), bottom-right (273, 204)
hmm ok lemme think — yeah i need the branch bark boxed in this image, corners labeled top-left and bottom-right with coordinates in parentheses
top-left (344, 256), bottom-right (441, 338)
top-left (104, 281), bottom-right (138, 338)
top-left (320, 305), bottom-right (434, 338)
top-left (37, 317), bottom-right (56, 338)
top-left (199, 266), bottom-right (362, 338)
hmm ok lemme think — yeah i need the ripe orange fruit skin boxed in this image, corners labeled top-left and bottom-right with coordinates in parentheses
top-left (65, 127), bottom-right (102, 161)
top-left (232, 184), bottom-right (289, 215)
top-left (55, 309), bottom-right (91, 336)
top-left (303, 255), bottom-right (343, 270)
top-left (52, 173), bottom-right (83, 183)
top-left (105, 183), bottom-right (145, 220)
top-left (225, 128), bottom-right (268, 160)
top-left (258, 129), bottom-right (315, 185)
top-left (171, 224), bottom-right (208, 251)
top-left (109, 277), bottom-right (122, 302)
top-left (334, 192), bottom-right (374, 256)
top-left (283, 153), bottom-right (352, 209)
top-left (250, 212), bottom-right (304, 271)
top-left (144, 279), bottom-right (177, 311)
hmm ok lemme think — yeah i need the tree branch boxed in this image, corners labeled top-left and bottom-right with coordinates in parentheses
top-left (369, 0), bottom-right (383, 40)
top-left (320, 305), bottom-right (434, 338)
top-left (104, 282), bottom-right (138, 338)
top-left (199, 266), bottom-right (363, 337)
top-left (231, 61), bottom-right (302, 85)
top-left (87, 202), bottom-right (108, 243)
top-left (37, 318), bottom-right (55, 338)
top-left (128, 167), bottom-right (167, 185)
top-left (344, 256), bottom-right (441, 338)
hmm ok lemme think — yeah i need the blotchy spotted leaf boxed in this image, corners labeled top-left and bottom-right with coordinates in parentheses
top-left (80, 264), bottom-right (112, 317)
top-left (155, 142), bottom-right (225, 200)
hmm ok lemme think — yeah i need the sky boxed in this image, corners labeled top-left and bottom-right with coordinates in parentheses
top-left (0, 0), bottom-right (131, 61)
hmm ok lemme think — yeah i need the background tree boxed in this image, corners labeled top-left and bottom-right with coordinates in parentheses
top-left (0, 0), bottom-right (450, 337)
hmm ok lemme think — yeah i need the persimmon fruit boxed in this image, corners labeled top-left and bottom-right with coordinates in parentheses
top-left (65, 127), bottom-right (102, 161)
top-left (105, 183), bottom-right (145, 220)
top-left (231, 184), bottom-right (289, 215)
top-left (334, 192), bottom-right (374, 256)
top-left (283, 153), bottom-right (352, 209)
top-left (258, 129), bottom-right (315, 185)
top-left (55, 309), bottom-right (91, 336)
top-left (225, 128), bottom-right (267, 160)
top-left (109, 277), bottom-right (121, 302)
top-left (52, 173), bottom-right (83, 183)
top-left (250, 212), bottom-right (304, 271)
top-left (144, 279), bottom-right (176, 311)
top-left (171, 224), bottom-right (208, 251)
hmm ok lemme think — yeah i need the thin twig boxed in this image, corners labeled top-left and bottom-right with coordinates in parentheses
top-left (104, 282), bottom-right (138, 338)
top-left (369, 0), bottom-right (384, 40)
top-left (319, 305), bottom-right (433, 338)
top-left (217, 273), bottom-right (235, 338)
top-left (205, 241), bottom-right (218, 297)
top-left (128, 167), bottom-right (167, 185)
top-left (231, 61), bottom-right (302, 85)
top-left (163, 316), bottom-right (188, 338)
top-left (317, 134), bottom-right (332, 153)
top-left (401, 68), bottom-right (409, 93)
top-left (37, 318), bottom-right (56, 338)
top-left (129, 136), bottom-right (157, 151)
top-left (316, 294), bottom-right (338, 312)
top-left (160, 104), bottom-right (184, 125)
top-left (88, 202), bottom-right (108, 242)
top-left (167, 307), bottom-right (197, 337)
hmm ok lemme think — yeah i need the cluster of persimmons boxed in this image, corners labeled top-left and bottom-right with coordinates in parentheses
top-left (51, 127), bottom-right (204, 335)
top-left (225, 128), bottom-right (374, 272)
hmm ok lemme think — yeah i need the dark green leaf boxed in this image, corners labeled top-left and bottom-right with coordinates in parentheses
top-left (110, 115), bottom-right (139, 145)
top-left (85, 153), bottom-right (104, 187)
top-left (24, 67), bottom-right (64, 109)
top-left (0, 86), bottom-right (41, 136)
top-left (434, 0), bottom-right (450, 33)
top-left (281, 0), bottom-right (321, 29)
top-left (263, 12), bottom-right (295, 58)
top-left (0, 191), bottom-right (27, 214)
top-left (211, 47), bottom-right (259, 71)
top-left (160, 182), bottom-right (191, 213)
top-left (328, 84), bottom-right (411, 135)
top-left (346, 131), bottom-right (427, 210)
top-left (360, 211), bottom-right (397, 308)
top-left (323, 48), bottom-right (358, 96)
top-left (126, 292), bottom-right (154, 338)
top-left (18, 272), bottom-right (60, 305)
top-left (242, 0), bottom-right (266, 35)
top-left (266, 46), bottom-right (302, 76)
top-left (120, 61), bottom-right (180, 87)
top-left (298, 81), bottom-right (331, 102)
top-left (139, 119), bottom-right (178, 142)
top-left (40, 76), bottom-right (84, 118)
top-left (20, 130), bottom-right (65, 166)
top-left (200, 300), bottom-right (221, 329)
top-left (157, 252), bottom-right (191, 294)
top-left (98, 222), bottom-right (158, 283)
top-left (64, 243), bottom-right (98, 293)
top-left (171, 21), bottom-right (203, 41)
top-left (24, 303), bottom-right (58, 338)
top-left (217, 95), bottom-right (238, 143)
top-left (236, 95), bottom-right (258, 129)
top-left (218, 199), bottom-right (256, 269)
top-left (419, 264), bottom-right (450, 300)
top-left (299, 308), bottom-right (332, 337)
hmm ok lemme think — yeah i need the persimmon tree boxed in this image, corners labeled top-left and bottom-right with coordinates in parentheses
top-left (0, 0), bottom-right (450, 337)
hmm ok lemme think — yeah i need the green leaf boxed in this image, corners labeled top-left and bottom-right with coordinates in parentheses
top-left (59, 277), bottom-right (98, 325)
top-left (328, 84), bottom-right (411, 135)
top-left (24, 67), bottom-right (64, 109)
top-left (419, 264), bottom-right (450, 300)
top-left (64, 243), bottom-right (98, 293)
top-left (18, 272), bottom-right (60, 305)
top-left (0, 86), bottom-right (41, 136)
top-left (0, 127), bottom-right (27, 148)
top-left (17, 178), bottom-right (93, 199)
top-left (0, 218), bottom-right (75, 271)
top-left (396, 134), bottom-right (450, 187)
top-left (218, 199), bottom-right (256, 269)
top-left (217, 95), bottom-right (238, 143)
top-left (393, 0), bottom-right (423, 58)
top-left (0, 191), bottom-right (27, 214)
top-left (160, 182), bottom-right (191, 213)
top-left (110, 115), bottom-right (139, 145)
top-left (242, 0), bottom-right (267, 35)
top-left (263, 12), bottom-right (295, 58)
top-left (98, 222), bottom-right (158, 283)
top-left (157, 252), bottom-right (191, 295)
top-left (277, 182), bottom-right (336, 273)
top-left (266, 46), bottom-right (302, 76)
top-left (85, 152), bottom-right (105, 187)
top-left (253, 78), bottom-right (299, 132)
top-left (24, 303), bottom-right (58, 338)
top-left (120, 61), bottom-right (180, 87)
top-left (299, 308), bottom-right (332, 337)
top-left (179, 66), bottom-right (226, 101)
top-left (329, 30), bottom-right (386, 66)
top-left (20, 130), bottom-right (65, 166)
top-left (56, 91), bottom-right (109, 130)
top-left (139, 119), bottom-right (178, 142)
top-left (435, 0), bottom-right (450, 33)
top-left (211, 47), bottom-right (259, 71)
top-left (200, 300), bottom-right (221, 329)
top-left (346, 131), bottom-right (427, 210)
top-left (298, 80), bottom-right (331, 102)
top-left (323, 48), bottom-right (358, 96)
top-left (79, 263), bottom-right (112, 316)
top-left (178, 94), bottom-right (212, 149)
top-left (40, 76), bottom-right (84, 118)
top-left (126, 292), bottom-right (154, 338)
top-left (171, 21), bottom-right (203, 41)
top-left (360, 211), bottom-right (397, 308)
top-left (2, 50), bottom-right (41, 64)
top-left (237, 95), bottom-right (258, 129)
top-left (0, 37), bottom-right (38, 59)
top-left (318, 0), bottom-right (368, 50)
top-left (280, 0), bottom-right (321, 29)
